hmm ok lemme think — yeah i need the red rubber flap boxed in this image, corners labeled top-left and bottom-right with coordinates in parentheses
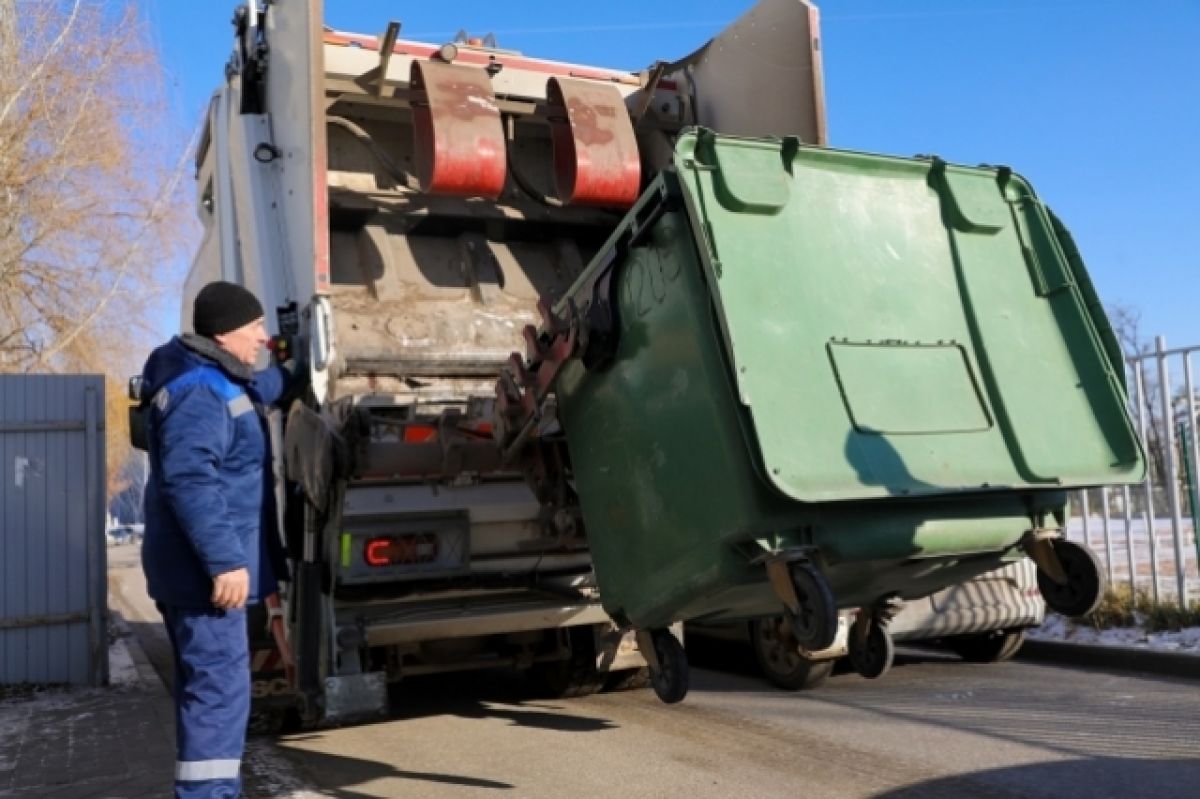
top-left (411, 60), bottom-right (506, 199)
top-left (547, 77), bottom-right (641, 208)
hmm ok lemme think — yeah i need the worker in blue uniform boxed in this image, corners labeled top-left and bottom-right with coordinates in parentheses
top-left (140, 281), bottom-right (302, 799)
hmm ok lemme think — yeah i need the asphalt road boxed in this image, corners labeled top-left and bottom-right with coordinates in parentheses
top-left (108, 547), bottom-right (1200, 799)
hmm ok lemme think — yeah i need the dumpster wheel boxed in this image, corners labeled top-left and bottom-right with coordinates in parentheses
top-left (786, 564), bottom-right (838, 652)
top-left (646, 629), bottom-right (689, 704)
top-left (847, 613), bottom-right (894, 680)
top-left (1035, 539), bottom-right (1105, 617)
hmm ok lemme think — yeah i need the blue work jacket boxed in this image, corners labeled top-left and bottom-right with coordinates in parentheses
top-left (140, 334), bottom-right (296, 609)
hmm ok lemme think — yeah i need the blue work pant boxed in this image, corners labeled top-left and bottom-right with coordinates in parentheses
top-left (160, 603), bottom-right (250, 799)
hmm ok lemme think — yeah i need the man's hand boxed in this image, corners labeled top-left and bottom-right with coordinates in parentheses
top-left (212, 567), bottom-right (250, 610)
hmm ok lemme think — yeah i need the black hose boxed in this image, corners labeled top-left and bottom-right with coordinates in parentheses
top-left (326, 116), bottom-right (421, 191)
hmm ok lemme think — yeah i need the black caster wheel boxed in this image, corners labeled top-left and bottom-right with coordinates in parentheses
top-left (648, 629), bottom-right (689, 704)
top-left (847, 616), bottom-right (894, 680)
top-left (787, 563), bottom-right (838, 652)
top-left (1036, 539), bottom-right (1105, 617)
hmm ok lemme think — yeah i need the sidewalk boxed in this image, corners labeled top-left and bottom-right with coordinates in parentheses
top-left (0, 612), bottom-right (321, 799)
top-left (1, 539), bottom-right (323, 799)
top-left (0, 612), bottom-right (176, 798)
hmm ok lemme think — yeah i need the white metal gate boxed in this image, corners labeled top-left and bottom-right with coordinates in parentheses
top-left (1068, 338), bottom-right (1200, 605)
top-left (0, 375), bottom-right (108, 685)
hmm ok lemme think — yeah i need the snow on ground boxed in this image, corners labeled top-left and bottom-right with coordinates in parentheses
top-left (107, 633), bottom-right (141, 686)
top-left (0, 632), bottom-right (142, 773)
top-left (0, 686), bottom-right (99, 772)
top-left (0, 695), bottom-right (25, 771)
top-left (1029, 612), bottom-right (1200, 655)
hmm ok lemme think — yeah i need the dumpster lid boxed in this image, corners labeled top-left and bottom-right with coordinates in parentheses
top-left (672, 130), bottom-right (1144, 502)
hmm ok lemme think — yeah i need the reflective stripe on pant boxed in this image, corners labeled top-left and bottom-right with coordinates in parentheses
top-left (160, 603), bottom-right (250, 799)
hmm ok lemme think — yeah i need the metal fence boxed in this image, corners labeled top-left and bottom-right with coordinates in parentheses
top-left (1066, 338), bottom-right (1200, 606)
top-left (0, 375), bottom-right (108, 685)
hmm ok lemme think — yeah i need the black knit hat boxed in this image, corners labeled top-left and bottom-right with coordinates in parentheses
top-left (193, 281), bottom-right (265, 337)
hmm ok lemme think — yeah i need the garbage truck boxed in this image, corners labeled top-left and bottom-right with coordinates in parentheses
top-left (175, 0), bottom-right (1139, 719)
top-left (176, 0), bottom-right (831, 723)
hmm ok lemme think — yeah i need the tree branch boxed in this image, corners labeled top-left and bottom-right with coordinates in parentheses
top-left (0, 0), bottom-right (83, 126)
top-left (32, 126), bottom-right (197, 367)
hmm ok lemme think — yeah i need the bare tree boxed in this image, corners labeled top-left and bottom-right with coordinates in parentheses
top-left (1108, 304), bottom-right (1150, 361)
top-left (1108, 303), bottom-right (1174, 510)
top-left (0, 0), bottom-right (197, 496)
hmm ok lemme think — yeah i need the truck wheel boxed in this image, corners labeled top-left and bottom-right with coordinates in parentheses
top-left (249, 706), bottom-right (304, 736)
top-left (648, 629), bottom-right (689, 704)
top-left (1036, 539), bottom-right (1105, 617)
top-left (530, 661), bottom-right (604, 698)
top-left (602, 668), bottom-right (650, 693)
top-left (948, 629), bottom-right (1027, 663)
top-left (847, 617), bottom-right (893, 680)
top-left (246, 603), bottom-right (273, 649)
top-left (529, 627), bottom-right (604, 698)
top-left (787, 563), bottom-right (838, 652)
top-left (749, 617), bottom-right (833, 691)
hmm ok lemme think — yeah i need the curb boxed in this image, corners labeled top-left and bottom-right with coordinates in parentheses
top-left (109, 609), bottom-right (172, 697)
top-left (1018, 639), bottom-right (1200, 681)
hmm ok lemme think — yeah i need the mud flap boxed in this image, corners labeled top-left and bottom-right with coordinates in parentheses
top-left (323, 673), bottom-right (388, 724)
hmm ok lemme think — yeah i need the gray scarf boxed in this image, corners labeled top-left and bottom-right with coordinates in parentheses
top-left (180, 333), bottom-right (255, 382)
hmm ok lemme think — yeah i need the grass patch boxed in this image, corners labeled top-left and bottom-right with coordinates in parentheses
top-left (1084, 584), bottom-right (1200, 632)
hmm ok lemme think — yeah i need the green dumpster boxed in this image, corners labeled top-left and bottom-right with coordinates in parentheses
top-left (500, 129), bottom-right (1144, 698)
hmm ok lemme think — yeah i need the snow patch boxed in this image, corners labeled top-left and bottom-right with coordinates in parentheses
top-left (0, 702), bottom-right (30, 771)
top-left (1028, 613), bottom-right (1200, 654)
top-left (108, 635), bottom-right (141, 687)
top-left (0, 687), bottom-right (91, 773)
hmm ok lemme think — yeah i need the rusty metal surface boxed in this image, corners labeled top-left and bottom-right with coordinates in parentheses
top-left (329, 290), bottom-right (539, 375)
top-left (357, 438), bottom-right (506, 481)
top-left (410, 59), bottom-right (506, 199)
top-left (325, 223), bottom-right (588, 389)
top-left (494, 301), bottom-right (579, 456)
top-left (547, 77), bottom-right (641, 208)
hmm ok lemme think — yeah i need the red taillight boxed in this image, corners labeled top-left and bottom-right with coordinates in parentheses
top-left (400, 422), bottom-right (494, 443)
top-left (364, 534), bottom-right (439, 567)
top-left (403, 425), bottom-right (438, 444)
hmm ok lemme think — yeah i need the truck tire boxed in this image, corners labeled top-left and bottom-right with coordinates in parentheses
top-left (602, 667), bottom-right (650, 693)
top-left (948, 629), bottom-right (1027, 663)
top-left (529, 627), bottom-right (604, 698)
top-left (249, 706), bottom-right (303, 736)
top-left (750, 618), bottom-right (834, 691)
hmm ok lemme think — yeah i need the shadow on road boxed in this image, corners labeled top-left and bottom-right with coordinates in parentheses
top-left (684, 633), bottom-right (953, 692)
top-left (129, 613), bottom-right (618, 733)
top-left (254, 672), bottom-right (616, 796)
top-left (870, 757), bottom-right (1200, 799)
top-left (250, 739), bottom-right (513, 791)
top-left (384, 670), bottom-right (619, 733)
top-left (256, 745), bottom-right (516, 796)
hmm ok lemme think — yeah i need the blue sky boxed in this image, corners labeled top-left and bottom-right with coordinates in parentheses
top-left (138, 0), bottom-right (1199, 348)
